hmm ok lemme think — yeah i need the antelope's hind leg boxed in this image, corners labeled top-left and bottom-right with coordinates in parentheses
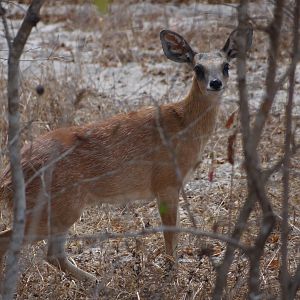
top-left (47, 233), bottom-right (97, 283)
top-left (43, 195), bottom-right (98, 283)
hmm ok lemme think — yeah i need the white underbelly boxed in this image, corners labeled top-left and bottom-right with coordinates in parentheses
top-left (87, 190), bottom-right (155, 205)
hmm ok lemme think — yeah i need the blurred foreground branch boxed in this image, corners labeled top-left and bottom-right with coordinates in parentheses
top-left (212, 0), bottom-right (300, 298)
top-left (0, 1), bottom-right (45, 299)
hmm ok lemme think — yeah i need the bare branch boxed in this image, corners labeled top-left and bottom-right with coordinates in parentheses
top-left (280, 1), bottom-right (300, 298)
top-left (213, 2), bottom-right (253, 298)
top-left (212, 191), bottom-right (256, 299)
top-left (214, 0), bottom-right (283, 298)
top-left (1, 1), bottom-right (45, 299)
top-left (68, 226), bottom-right (249, 252)
top-left (251, 0), bottom-right (285, 149)
top-left (248, 213), bottom-right (276, 298)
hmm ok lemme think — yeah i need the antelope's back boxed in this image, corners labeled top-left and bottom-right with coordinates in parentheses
top-left (0, 104), bottom-right (189, 210)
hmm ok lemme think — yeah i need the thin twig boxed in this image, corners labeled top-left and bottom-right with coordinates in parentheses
top-left (65, 226), bottom-right (248, 252)
top-left (280, 1), bottom-right (300, 298)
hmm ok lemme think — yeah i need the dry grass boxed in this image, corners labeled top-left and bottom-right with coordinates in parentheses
top-left (0, 1), bottom-right (299, 299)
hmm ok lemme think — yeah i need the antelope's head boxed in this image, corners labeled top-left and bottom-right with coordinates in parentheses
top-left (160, 25), bottom-right (253, 96)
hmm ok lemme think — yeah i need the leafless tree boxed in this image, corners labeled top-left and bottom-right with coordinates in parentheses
top-left (213, 0), bottom-right (300, 299)
top-left (0, 1), bottom-right (45, 299)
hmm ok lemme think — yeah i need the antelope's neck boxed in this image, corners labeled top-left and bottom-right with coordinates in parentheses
top-left (182, 76), bottom-right (221, 136)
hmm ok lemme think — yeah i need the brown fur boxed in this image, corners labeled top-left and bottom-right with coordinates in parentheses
top-left (0, 27), bottom-right (252, 282)
top-left (0, 77), bottom-right (219, 230)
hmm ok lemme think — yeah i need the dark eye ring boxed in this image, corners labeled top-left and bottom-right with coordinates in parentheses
top-left (223, 63), bottom-right (230, 76)
top-left (194, 64), bottom-right (205, 80)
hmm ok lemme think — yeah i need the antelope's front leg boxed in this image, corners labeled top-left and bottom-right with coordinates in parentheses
top-left (156, 187), bottom-right (179, 258)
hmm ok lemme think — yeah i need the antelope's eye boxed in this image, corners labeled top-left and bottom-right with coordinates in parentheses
top-left (194, 65), bottom-right (205, 80)
top-left (223, 63), bottom-right (230, 76)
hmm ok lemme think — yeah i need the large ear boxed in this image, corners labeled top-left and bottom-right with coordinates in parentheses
top-left (222, 24), bottom-right (253, 60)
top-left (160, 30), bottom-right (195, 64)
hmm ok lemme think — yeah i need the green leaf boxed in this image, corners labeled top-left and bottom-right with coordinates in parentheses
top-left (159, 202), bottom-right (168, 215)
top-left (94, 0), bottom-right (110, 13)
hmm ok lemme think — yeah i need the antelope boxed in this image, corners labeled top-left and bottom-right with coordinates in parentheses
top-left (0, 26), bottom-right (253, 283)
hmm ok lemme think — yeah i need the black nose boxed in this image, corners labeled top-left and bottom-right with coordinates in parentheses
top-left (209, 79), bottom-right (222, 91)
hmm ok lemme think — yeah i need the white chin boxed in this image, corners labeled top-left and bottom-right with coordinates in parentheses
top-left (206, 89), bottom-right (224, 94)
